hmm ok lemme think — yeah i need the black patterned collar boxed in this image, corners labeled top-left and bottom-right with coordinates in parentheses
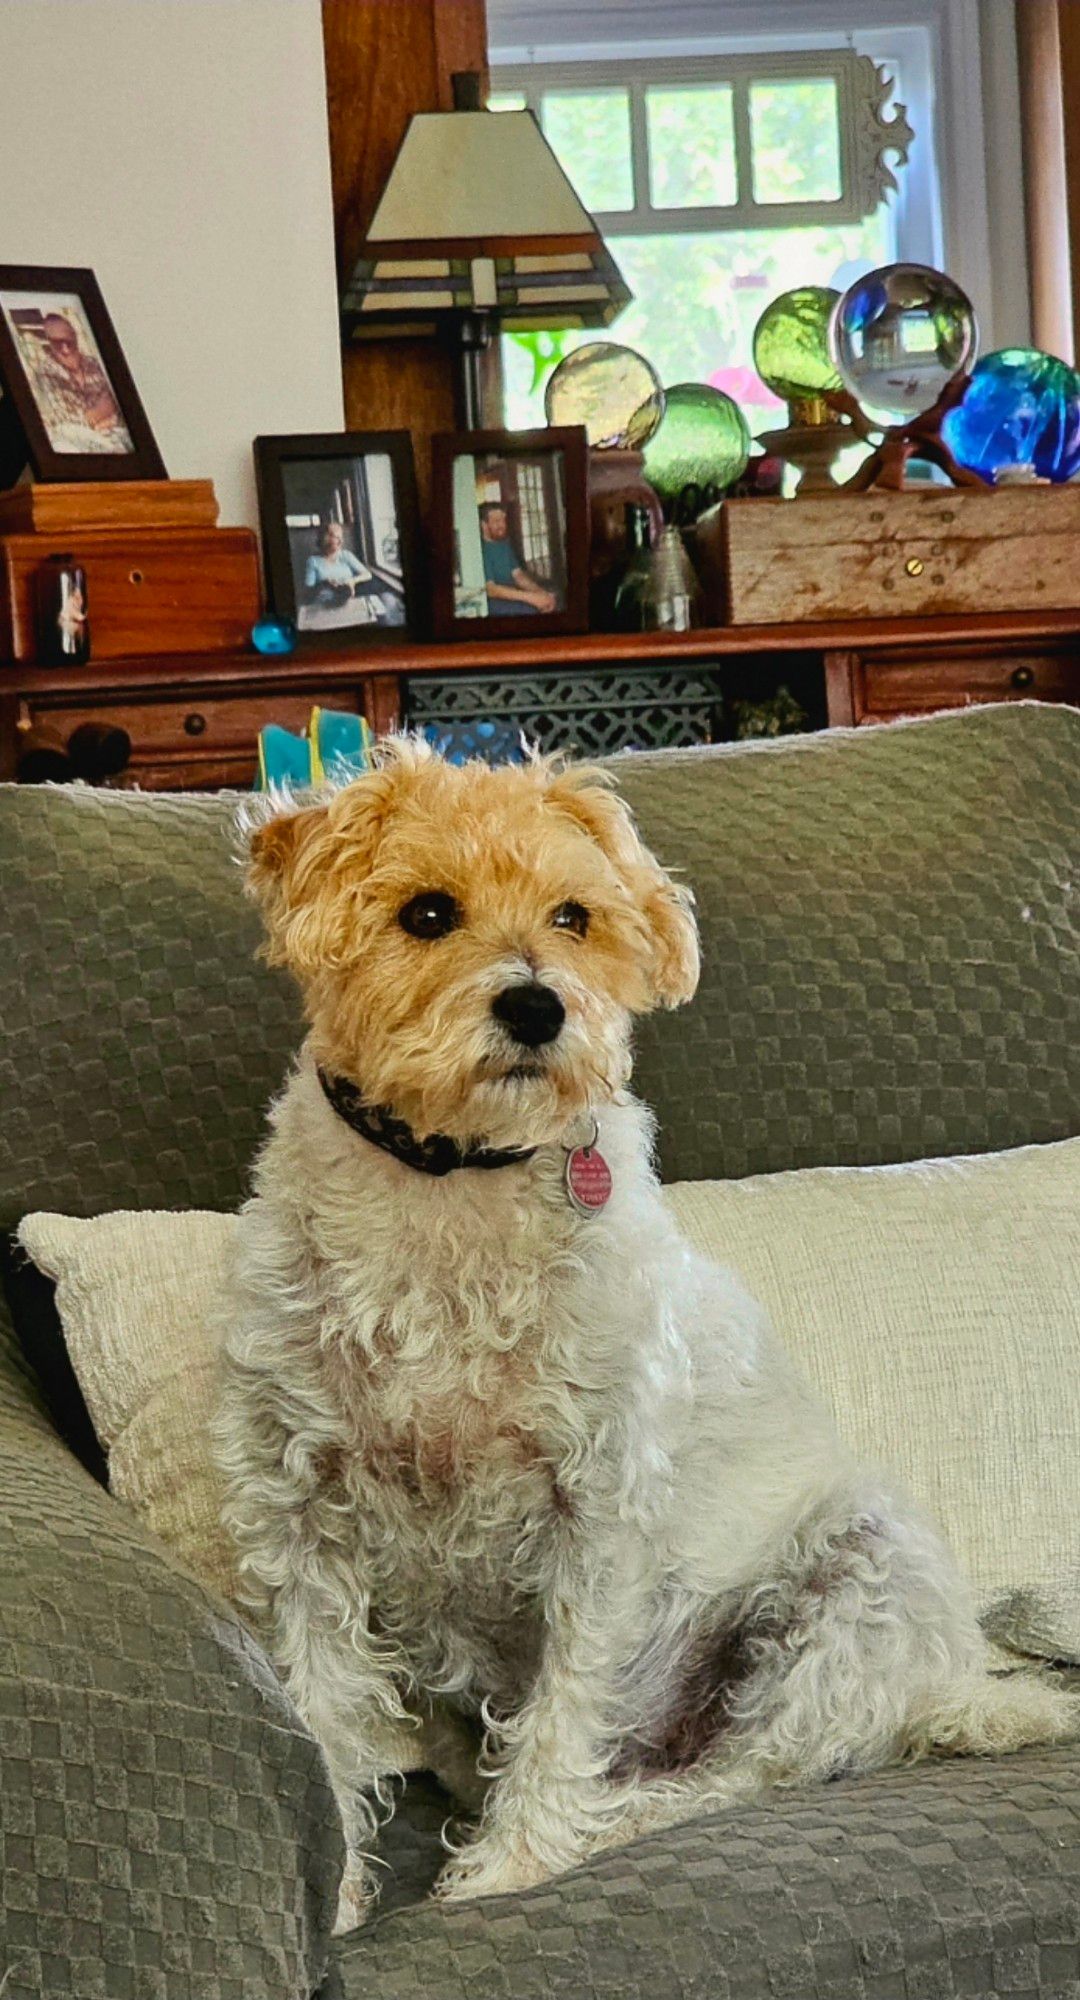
top-left (317, 1068), bottom-right (538, 1177)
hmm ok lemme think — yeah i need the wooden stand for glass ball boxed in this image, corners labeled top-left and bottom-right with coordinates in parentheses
top-left (828, 378), bottom-right (990, 493)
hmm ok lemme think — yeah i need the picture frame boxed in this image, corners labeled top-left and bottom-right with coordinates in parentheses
top-left (255, 431), bottom-right (423, 651)
top-left (431, 427), bottom-right (589, 642)
top-left (0, 264), bottom-right (166, 484)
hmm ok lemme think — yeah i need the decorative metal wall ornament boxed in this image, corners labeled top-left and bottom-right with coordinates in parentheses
top-left (406, 663), bottom-right (726, 761)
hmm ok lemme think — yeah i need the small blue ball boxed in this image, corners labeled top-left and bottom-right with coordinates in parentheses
top-left (251, 616), bottom-right (298, 657)
top-left (942, 347), bottom-right (1080, 483)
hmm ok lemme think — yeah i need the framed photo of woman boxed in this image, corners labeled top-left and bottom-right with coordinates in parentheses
top-left (431, 427), bottom-right (589, 642)
top-left (254, 431), bottom-right (423, 650)
top-left (0, 264), bottom-right (166, 483)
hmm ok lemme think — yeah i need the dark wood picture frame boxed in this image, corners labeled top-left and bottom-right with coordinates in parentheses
top-left (0, 264), bottom-right (166, 485)
top-left (431, 427), bottom-right (589, 642)
top-left (255, 430), bottom-right (423, 652)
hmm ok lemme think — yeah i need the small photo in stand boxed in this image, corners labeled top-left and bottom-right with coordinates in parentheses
top-left (432, 428), bottom-right (588, 641)
top-left (255, 432), bottom-right (422, 650)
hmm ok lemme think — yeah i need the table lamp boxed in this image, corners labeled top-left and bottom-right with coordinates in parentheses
top-left (339, 74), bottom-right (631, 426)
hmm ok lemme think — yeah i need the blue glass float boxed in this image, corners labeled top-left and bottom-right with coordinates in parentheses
top-left (941, 347), bottom-right (1080, 483)
top-left (251, 615), bottom-right (298, 657)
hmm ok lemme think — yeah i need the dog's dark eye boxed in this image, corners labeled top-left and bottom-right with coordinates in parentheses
top-left (552, 900), bottom-right (590, 939)
top-left (398, 891), bottom-right (461, 940)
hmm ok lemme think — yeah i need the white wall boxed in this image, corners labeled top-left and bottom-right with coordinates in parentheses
top-left (0, 0), bottom-right (344, 528)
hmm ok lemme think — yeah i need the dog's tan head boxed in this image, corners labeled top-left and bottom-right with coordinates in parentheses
top-left (247, 739), bottom-right (699, 1149)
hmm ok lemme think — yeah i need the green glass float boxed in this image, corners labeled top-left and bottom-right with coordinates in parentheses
top-left (641, 382), bottom-right (751, 516)
top-left (752, 286), bottom-right (841, 418)
top-left (544, 341), bottom-right (666, 450)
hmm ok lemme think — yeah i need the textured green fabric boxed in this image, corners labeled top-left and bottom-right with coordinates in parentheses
top-left (0, 1338), bottom-right (341, 1999)
top-left (0, 703), bottom-right (1077, 1998)
top-left (334, 1742), bottom-right (1080, 1999)
top-left (0, 704), bottom-right (1076, 1217)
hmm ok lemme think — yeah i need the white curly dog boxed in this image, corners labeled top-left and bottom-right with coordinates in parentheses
top-left (214, 741), bottom-right (1076, 1931)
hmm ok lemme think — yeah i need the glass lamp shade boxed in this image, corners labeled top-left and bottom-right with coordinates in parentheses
top-left (544, 341), bottom-right (665, 449)
top-left (830, 263), bottom-right (978, 427)
top-left (752, 286), bottom-right (841, 410)
top-left (941, 348), bottom-right (1080, 484)
top-left (340, 109), bottom-right (630, 337)
top-left (642, 382), bottom-right (751, 508)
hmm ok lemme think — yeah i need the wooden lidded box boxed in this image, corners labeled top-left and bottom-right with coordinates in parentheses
top-left (0, 479), bottom-right (260, 661)
top-left (720, 487), bottom-right (1080, 625)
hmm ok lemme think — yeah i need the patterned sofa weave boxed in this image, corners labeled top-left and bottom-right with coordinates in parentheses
top-left (0, 702), bottom-right (1077, 2000)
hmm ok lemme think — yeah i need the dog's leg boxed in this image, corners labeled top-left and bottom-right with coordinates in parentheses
top-left (435, 1523), bottom-right (650, 1901)
top-left (586, 1505), bottom-right (1080, 1856)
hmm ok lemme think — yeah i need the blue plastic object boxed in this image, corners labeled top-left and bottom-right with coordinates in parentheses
top-left (251, 615), bottom-right (298, 657)
top-left (942, 347), bottom-right (1080, 483)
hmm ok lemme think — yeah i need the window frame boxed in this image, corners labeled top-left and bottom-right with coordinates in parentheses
top-left (493, 49), bottom-right (906, 236)
top-left (489, 0), bottom-right (1014, 352)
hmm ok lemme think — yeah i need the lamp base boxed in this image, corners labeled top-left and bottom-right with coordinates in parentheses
top-left (455, 313), bottom-right (494, 429)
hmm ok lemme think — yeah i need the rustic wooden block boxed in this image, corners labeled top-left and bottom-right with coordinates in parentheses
top-left (721, 487), bottom-right (1080, 625)
top-left (0, 479), bottom-right (219, 536)
top-left (0, 526), bottom-right (260, 662)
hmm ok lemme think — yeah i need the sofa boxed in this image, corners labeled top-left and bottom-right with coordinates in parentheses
top-left (0, 701), bottom-right (1078, 2000)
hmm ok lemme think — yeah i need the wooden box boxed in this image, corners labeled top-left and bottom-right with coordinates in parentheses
top-left (0, 525), bottom-right (260, 662)
top-left (0, 479), bottom-right (219, 535)
top-left (719, 487), bottom-right (1080, 625)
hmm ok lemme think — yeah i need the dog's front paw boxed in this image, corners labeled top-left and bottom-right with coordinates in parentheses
top-left (434, 1834), bottom-right (552, 1903)
top-left (333, 1855), bottom-right (378, 1936)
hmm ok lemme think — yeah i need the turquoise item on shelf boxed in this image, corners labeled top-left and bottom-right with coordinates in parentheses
top-left (311, 707), bottom-right (374, 781)
top-left (256, 724), bottom-right (313, 791)
top-left (251, 616), bottom-right (298, 657)
top-left (941, 347), bottom-right (1080, 483)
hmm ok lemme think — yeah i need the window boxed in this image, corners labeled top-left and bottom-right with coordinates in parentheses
top-left (490, 46), bottom-right (920, 435)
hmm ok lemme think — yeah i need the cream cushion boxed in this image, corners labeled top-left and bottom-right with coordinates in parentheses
top-left (17, 1208), bottom-right (240, 1602)
top-left (17, 1136), bottom-right (1080, 1661)
top-left (667, 1137), bottom-right (1080, 1662)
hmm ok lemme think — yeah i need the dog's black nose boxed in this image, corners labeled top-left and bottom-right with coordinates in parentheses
top-left (492, 982), bottom-right (565, 1049)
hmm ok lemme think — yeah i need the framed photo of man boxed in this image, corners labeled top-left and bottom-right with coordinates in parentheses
top-left (431, 428), bottom-right (589, 641)
top-left (0, 265), bottom-right (166, 484)
top-left (255, 432), bottom-right (423, 650)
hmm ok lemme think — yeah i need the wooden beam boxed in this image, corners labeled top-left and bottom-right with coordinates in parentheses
top-left (320, 0), bottom-right (490, 497)
top-left (1016, 0), bottom-right (1076, 361)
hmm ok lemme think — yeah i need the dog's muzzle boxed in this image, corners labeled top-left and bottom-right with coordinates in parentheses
top-left (491, 982), bottom-right (565, 1049)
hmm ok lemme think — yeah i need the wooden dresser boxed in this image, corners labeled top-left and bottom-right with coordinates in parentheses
top-left (2, 608), bottom-right (1079, 790)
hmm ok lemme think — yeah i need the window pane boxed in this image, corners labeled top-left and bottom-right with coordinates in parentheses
top-left (500, 206), bottom-right (893, 434)
top-left (540, 89), bottom-right (634, 213)
top-left (489, 91), bottom-right (527, 112)
top-left (750, 78), bottom-right (841, 204)
top-left (646, 85), bottom-right (736, 209)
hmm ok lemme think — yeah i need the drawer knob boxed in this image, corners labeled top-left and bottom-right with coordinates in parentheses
top-left (184, 711), bottom-right (208, 737)
top-left (1011, 666), bottom-right (1035, 690)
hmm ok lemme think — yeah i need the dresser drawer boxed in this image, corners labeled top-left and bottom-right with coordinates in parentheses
top-left (858, 647), bottom-right (1080, 720)
top-left (18, 686), bottom-right (358, 788)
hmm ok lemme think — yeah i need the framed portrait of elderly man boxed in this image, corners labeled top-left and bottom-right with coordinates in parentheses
top-left (255, 431), bottom-right (423, 650)
top-left (0, 265), bottom-right (166, 484)
top-left (431, 428), bottom-right (588, 641)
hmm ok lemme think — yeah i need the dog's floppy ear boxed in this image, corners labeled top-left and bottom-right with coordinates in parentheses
top-left (545, 767), bottom-right (700, 1009)
top-left (244, 770), bottom-right (396, 973)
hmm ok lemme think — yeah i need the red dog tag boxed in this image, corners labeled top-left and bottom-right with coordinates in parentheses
top-left (565, 1128), bottom-right (612, 1214)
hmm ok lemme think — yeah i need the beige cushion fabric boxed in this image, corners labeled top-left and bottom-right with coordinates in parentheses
top-left (17, 1209), bottom-right (240, 1602)
top-left (18, 1137), bottom-right (1080, 1662)
top-left (667, 1138), bottom-right (1080, 1662)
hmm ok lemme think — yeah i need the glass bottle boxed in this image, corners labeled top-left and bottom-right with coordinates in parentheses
top-left (648, 525), bottom-right (703, 632)
top-left (612, 503), bottom-right (655, 631)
